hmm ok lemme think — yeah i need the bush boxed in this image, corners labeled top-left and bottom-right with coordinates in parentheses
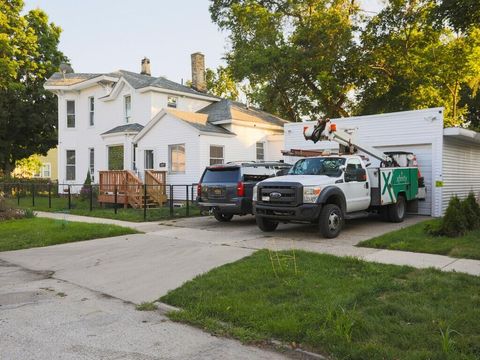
top-left (80, 172), bottom-right (96, 200)
top-left (462, 192), bottom-right (480, 230)
top-left (427, 196), bottom-right (467, 237)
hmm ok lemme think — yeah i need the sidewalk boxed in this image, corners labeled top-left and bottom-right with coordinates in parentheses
top-left (33, 211), bottom-right (163, 233)
top-left (33, 211), bottom-right (480, 276)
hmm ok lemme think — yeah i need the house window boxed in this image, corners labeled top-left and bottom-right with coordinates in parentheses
top-left (167, 96), bottom-right (178, 108)
top-left (66, 100), bottom-right (75, 128)
top-left (124, 95), bottom-right (131, 123)
top-left (210, 145), bottom-right (224, 165)
top-left (42, 163), bottom-right (51, 178)
top-left (89, 97), bottom-right (95, 126)
top-left (169, 144), bottom-right (185, 173)
top-left (108, 145), bottom-right (124, 170)
top-left (144, 150), bottom-right (154, 169)
top-left (89, 148), bottom-right (95, 181)
top-left (256, 142), bottom-right (265, 161)
top-left (66, 150), bottom-right (76, 181)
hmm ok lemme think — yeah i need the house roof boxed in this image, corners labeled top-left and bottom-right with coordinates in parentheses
top-left (101, 123), bottom-right (144, 136)
top-left (166, 109), bottom-right (234, 135)
top-left (444, 127), bottom-right (480, 145)
top-left (45, 69), bottom-right (217, 99)
top-left (45, 72), bottom-right (105, 86)
top-left (198, 99), bottom-right (289, 128)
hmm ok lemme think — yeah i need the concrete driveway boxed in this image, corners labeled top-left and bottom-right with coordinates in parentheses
top-left (0, 214), bottom-right (426, 304)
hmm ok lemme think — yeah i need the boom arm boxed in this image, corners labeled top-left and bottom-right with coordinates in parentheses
top-left (303, 119), bottom-right (393, 164)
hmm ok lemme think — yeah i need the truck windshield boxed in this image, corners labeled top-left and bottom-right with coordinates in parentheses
top-left (288, 157), bottom-right (345, 177)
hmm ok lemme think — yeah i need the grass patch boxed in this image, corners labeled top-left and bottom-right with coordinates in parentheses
top-left (161, 250), bottom-right (480, 360)
top-left (358, 219), bottom-right (480, 260)
top-left (136, 302), bottom-right (158, 311)
top-left (5, 196), bottom-right (201, 222)
top-left (0, 217), bottom-right (139, 252)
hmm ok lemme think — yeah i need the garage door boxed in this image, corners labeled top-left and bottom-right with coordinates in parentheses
top-left (375, 144), bottom-right (432, 215)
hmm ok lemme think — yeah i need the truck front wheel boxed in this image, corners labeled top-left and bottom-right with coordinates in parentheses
top-left (256, 216), bottom-right (279, 232)
top-left (319, 204), bottom-right (343, 238)
top-left (388, 195), bottom-right (406, 223)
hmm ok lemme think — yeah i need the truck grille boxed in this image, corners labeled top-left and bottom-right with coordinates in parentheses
top-left (257, 183), bottom-right (301, 206)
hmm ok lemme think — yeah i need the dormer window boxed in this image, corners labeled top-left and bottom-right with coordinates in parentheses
top-left (167, 96), bottom-right (177, 108)
top-left (124, 95), bottom-right (131, 123)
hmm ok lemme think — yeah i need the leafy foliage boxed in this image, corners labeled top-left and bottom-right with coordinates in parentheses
top-left (0, 1), bottom-right (68, 175)
top-left (209, 0), bottom-right (362, 121)
top-left (434, 0), bottom-right (480, 32)
top-left (206, 66), bottom-right (239, 100)
top-left (11, 154), bottom-right (42, 178)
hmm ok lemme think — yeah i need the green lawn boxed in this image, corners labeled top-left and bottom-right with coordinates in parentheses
top-left (358, 219), bottom-right (480, 260)
top-left (0, 217), bottom-right (139, 252)
top-left (5, 196), bottom-right (201, 222)
top-left (161, 250), bottom-right (480, 360)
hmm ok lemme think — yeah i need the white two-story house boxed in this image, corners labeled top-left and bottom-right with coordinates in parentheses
top-left (45, 53), bottom-right (289, 190)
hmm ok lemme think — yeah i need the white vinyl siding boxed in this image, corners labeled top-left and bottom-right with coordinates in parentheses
top-left (442, 137), bottom-right (480, 212)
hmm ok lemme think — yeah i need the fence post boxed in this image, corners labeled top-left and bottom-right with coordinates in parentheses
top-left (17, 183), bottom-right (21, 206)
top-left (32, 183), bottom-right (35, 207)
top-left (89, 184), bottom-right (93, 211)
top-left (48, 182), bottom-right (52, 209)
top-left (169, 185), bottom-right (174, 217)
top-left (143, 184), bottom-right (147, 221)
top-left (114, 186), bottom-right (118, 214)
top-left (68, 185), bottom-right (71, 209)
top-left (186, 185), bottom-right (189, 216)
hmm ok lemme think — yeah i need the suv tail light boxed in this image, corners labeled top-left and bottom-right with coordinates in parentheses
top-left (237, 181), bottom-right (245, 197)
top-left (197, 184), bottom-right (202, 198)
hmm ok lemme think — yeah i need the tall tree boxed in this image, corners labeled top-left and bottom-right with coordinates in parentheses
top-left (356, 0), bottom-right (480, 126)
top-left (209, 0), bottom-right (362, 121)
top-left (206, 66), bottom-right (240, 100)
top-left (0, 1), bottom-right (67, 176)
top-left (434, 0), bottom-right (480, 32)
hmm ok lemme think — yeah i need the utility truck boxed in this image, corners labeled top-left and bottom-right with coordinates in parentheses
top-left (253, 119), bottom-right (427, 238)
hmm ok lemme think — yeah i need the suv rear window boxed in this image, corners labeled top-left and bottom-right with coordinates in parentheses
top-left (202, 168), bottom-right (240, 183)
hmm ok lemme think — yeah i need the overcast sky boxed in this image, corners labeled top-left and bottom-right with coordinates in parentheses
top-left (24, 0), bottom-right (383, 83)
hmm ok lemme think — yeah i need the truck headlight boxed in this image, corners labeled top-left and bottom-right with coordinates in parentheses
top-left (252, 185), bottom-right (258, 201)
top-left (303, 186), bottom-right (322, 203)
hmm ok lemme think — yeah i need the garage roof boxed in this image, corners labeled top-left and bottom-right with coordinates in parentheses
top-left (444, 127), bottom-right (480, 145)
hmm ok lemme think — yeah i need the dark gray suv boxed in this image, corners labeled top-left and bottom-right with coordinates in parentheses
top-left (197, 161), bottom-right (291, 222)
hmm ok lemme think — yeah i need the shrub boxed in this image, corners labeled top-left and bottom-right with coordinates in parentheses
top-left (427, 196), bottom-right (467, 237)
top-left (80, 172), bottom-right (95, 200)
top-left (0, 192), bottom-right (5, 212)
top-left (462, 192), bottom-right (480, 230)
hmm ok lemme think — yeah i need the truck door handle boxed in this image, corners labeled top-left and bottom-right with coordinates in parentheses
top-left (365, 183), bottom-right (369, 189)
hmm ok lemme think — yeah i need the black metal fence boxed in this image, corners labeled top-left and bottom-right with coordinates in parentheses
top-left (0, 182), bottom-right (200, 222)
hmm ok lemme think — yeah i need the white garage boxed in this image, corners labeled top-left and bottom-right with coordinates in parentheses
top-left (282, 107), bottom-right (480, 217)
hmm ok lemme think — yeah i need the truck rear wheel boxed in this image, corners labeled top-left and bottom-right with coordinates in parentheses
top-left (388, 195), bottom-right (406, 223)
top-left (319, 204), bottom-right (343, 238)
top-left (256, 216), bottom-right (279, 232)
top-left (213, 211), bottom-right (234, 222)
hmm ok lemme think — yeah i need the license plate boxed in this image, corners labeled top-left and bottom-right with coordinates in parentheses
top-left (262, 196), bottom-right (270, 202)
top-left (214, 189), bottom-right (222, 195)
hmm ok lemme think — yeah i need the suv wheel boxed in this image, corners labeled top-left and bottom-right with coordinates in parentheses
top-left (213, 211), bottom-right (234, 222)
top-left (256, 216), bottom-right (279, 232)
top-left (319, 204), bottom-right (343, 238)
top-left (388, 195), bottom-right (406, 223)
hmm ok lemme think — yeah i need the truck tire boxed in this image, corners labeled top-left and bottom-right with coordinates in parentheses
top-left (256, 216), bottom-right (279, 232)
top-left (388, 195), bottom-right (406, 223)
top-left (319, 204), bottom-right (343, 238)
top-left (213, 211), bottom-right (234, 222)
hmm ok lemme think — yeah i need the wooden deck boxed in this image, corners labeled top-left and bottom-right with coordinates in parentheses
top-left (98, 170), bottom-right (167, 208)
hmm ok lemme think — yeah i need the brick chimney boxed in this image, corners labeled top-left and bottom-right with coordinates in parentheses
top-left (191, 52), bottom-right (206, 92)
top-left (141, 57), bottom-right (151, 76)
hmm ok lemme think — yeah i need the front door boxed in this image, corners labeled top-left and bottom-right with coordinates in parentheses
top-left (343, 158), bottom-right (371, 212)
